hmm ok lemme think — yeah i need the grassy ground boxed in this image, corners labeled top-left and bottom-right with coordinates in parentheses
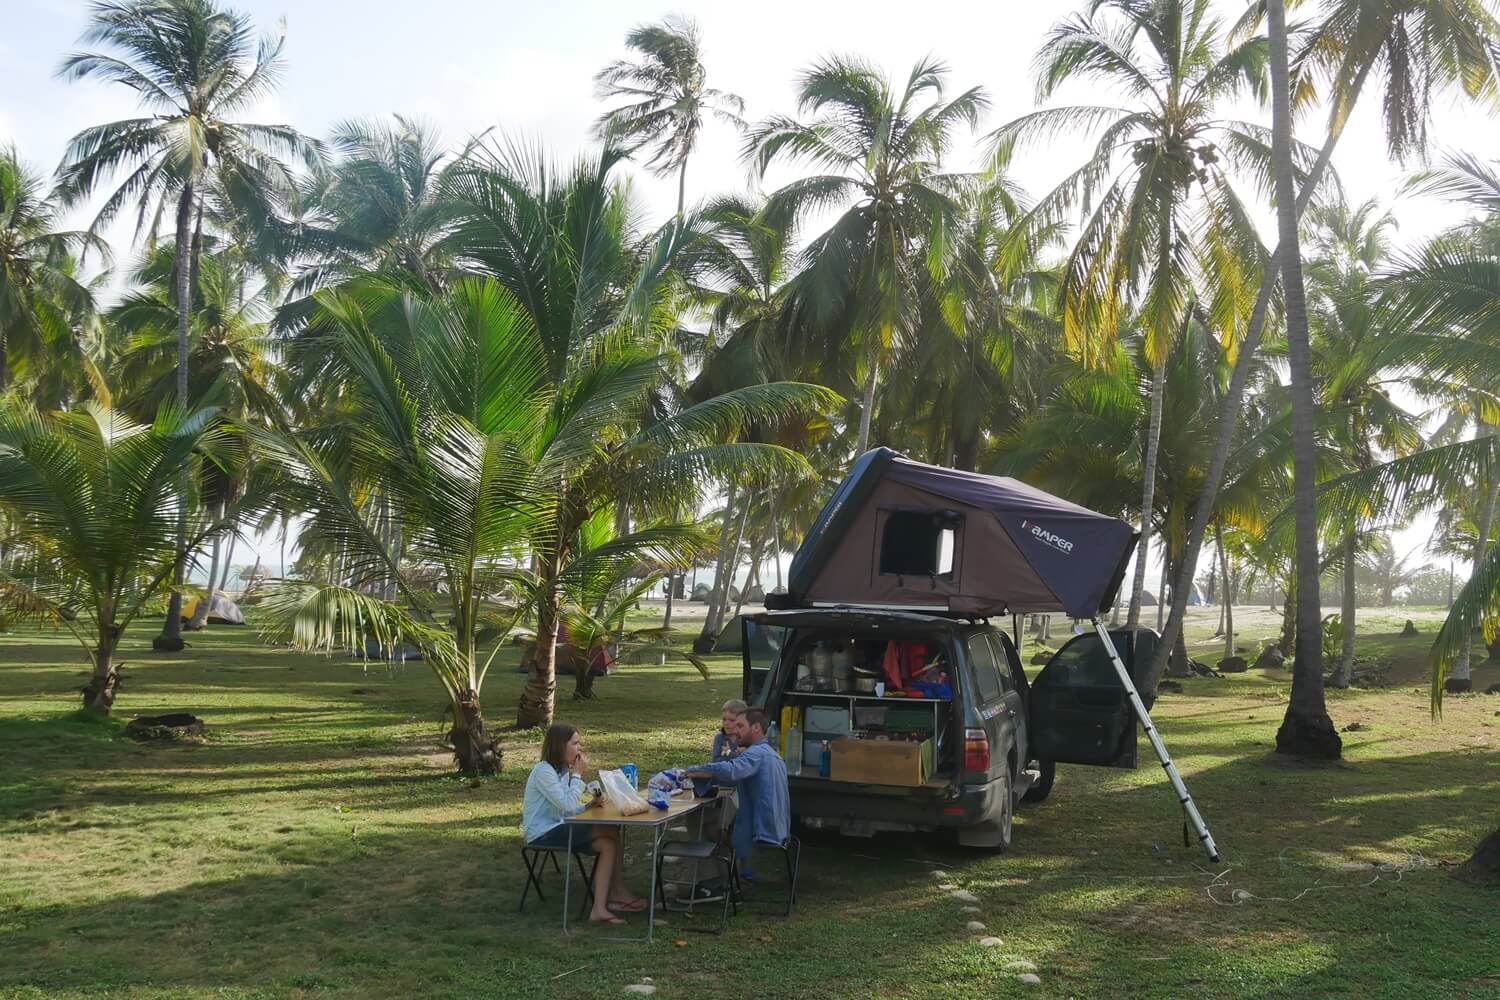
top-left (3, 609), bottom-right (1499, 999)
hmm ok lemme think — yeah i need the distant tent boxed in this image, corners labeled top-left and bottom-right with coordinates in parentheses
top-left (516, 628), bottom-right (618, 676)
top-left (358, 637), bottom-right (423, 662)
top-left (1139, 590), bottom-right (1158, 607)
top-left (180, 592), bottom-right (245, 625)
top-left (1186, 586), bottom-right (1206, 606)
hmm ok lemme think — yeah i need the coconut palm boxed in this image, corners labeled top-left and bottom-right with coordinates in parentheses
top-left (442, 141), bottom-right (839, 728)
top-left (1152, 0), bottom-right (1500, 712)
top-left (1303, 196), bottom-right (1424, 685)
top-left (0, 147), bottom-right (105, 397)
top-left (993, 0), bottom-right (1275, 630)
top-left (594, 15), bottom-right (745, 215)
top-left (287, 116), bottom-right (463, 301)
top-left (745, 55), bottom-right (988, 455)
top-left (56, 0), bottom-right (319, 650)
top-left (0, 399), bottom-right (231, 714)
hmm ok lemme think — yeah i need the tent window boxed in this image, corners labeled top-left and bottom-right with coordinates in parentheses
top-left (879, 509), bottom-right (961, 579)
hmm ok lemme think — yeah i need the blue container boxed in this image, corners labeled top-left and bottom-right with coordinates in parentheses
top-left (818, 741), bottom-right (832, 778)
top-left (621, 763), bottom-right (638, 789)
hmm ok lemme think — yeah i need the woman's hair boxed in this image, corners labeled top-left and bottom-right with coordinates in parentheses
top-left (541, 723), bottom-right (578, 771)
top-left (721, 698), bottom-right (748, 715)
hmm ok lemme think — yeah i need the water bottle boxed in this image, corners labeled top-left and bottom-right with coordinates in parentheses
top-left (819, 740), bottom-right (832, 778)
top-left (786, 724), bottom-right (802, 775)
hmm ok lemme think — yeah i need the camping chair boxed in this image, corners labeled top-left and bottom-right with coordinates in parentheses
top-left (652, 839), bottom-right (739, 934)
top-left (518, 843), bottom-right (599, 918)
top-left (730, 835), bottom-right (801, 917)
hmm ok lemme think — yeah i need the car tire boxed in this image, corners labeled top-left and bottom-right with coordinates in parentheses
top-left (1022, 759), bottom-right (1055, 803)
top-left (993, 766), bottom-right (1014, 853)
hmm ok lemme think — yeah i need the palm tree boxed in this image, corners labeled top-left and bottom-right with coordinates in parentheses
top-left (286, 116), bottom-right (462, 301)
top-left (994, 0), bottom-right (1273, 630)
top-left (0, 399), bottom-right (230, 714)
top-left (56, 0), bottom-right (319, 651)
top-left (1267, 0), bottom-right (1341, 756)
top-left (0, 147), bottom-right (104, 396)
top-left (746, 56), bottom-right (987, 455)
top-left (1151, 0), bottom-right (1500, 701)
top-left (594, 15), bottom-right (745, 215)
top-left (443, 141), bottom-right (838, 728)
top-left (1303, 196), bottom-right (1423, 685)
top-left (254, 276), bottom-right (553, 774)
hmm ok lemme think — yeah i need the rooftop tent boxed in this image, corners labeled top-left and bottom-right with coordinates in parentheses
top-left (779, 449), bottom-right (1138, 619)
top-left (180, 592), bottom-right (246, 625)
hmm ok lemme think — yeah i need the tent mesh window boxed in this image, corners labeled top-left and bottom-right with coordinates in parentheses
top-left (878, 509), bottom-right (961, 579)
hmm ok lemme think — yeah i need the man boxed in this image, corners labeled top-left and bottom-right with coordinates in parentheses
top-left (681, 698), bottom-right (746, 897)
top-left (686, 707), bottom-right (790, 887)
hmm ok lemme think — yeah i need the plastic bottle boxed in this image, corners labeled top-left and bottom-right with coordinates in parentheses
top-left (819, 739), bottom-right (832, 778)
top-left (786, 723), bottom-right (802, 775)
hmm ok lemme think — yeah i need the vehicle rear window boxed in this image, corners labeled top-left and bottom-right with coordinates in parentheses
top-left (967, 634), bottom-right (1004, 704)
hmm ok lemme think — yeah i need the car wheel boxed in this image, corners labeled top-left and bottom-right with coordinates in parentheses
top-left (1022, 758), bottom-right (1055, 803)
top-left (993, 766), bottom-right (1014, 853)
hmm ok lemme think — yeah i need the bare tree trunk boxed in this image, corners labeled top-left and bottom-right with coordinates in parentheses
top-left (1128, 361), bottom-right (1167, 630)
top-left (700, 488), bottom-right (750, 649)
top-left (1270, 0), bottom-right (1339, 758)
top-left (698, 482), bottom-right (740, 643)
top-left (676, 158), bottom-right (688, 217)
top-left (723, 533), bottom-right (765, 634)
top-left (1279, 576), bottom-right (1296, 657)
top-left (155, 179), bottom-right (196, 653)
top-left (1147, 52), bottom-right (1376, 696)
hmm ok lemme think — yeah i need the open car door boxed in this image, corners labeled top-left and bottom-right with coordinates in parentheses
top-left (1027, 628), bottom-right (1158, 769)
top-left (740, 617), bottom-right (787, 705)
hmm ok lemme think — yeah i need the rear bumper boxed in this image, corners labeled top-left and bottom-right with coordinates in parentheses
top-left (789, 775), bottom-right (1004, 832)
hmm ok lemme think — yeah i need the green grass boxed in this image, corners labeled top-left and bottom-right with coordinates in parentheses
top-left (3, 613), bottom-right (1499, 999)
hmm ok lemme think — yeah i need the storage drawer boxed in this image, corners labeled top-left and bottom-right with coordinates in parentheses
top-left (804, 705), bottom-right (851, 735)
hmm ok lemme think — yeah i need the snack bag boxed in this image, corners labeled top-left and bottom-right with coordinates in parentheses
top-left (598, 768), bottom-right (650, 815)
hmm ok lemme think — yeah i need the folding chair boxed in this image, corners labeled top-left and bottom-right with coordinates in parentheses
top-left (652, 839), bottom-right (739, 934)
top-left (731, 835), bottom-right (801, 917)
top-left (518, 844), bottom-right (599, 918)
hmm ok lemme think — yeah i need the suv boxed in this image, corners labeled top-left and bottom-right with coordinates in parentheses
top-left (741, 610), bottom-right (1157, 850)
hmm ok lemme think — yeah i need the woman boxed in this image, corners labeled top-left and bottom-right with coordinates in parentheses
top-left (522, 723), bottom-right (646, 925)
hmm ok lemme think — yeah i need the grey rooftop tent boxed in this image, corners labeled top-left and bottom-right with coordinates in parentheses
top-left (769, 448), bottom-right (1220, 862)
top-left (773, 448), bottom-right (1138, 619)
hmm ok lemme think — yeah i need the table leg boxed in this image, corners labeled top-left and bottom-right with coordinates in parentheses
top-left (645, 822), bottom-right (660, 944)
top-left (561, 823), bottom-right (574, 935)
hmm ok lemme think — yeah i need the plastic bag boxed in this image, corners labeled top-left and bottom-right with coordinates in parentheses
top-left (645, 786), bottom-right (672, 810)
top-left (599, 768), bottom-right (650, 815)
top-left (647, 768), bottom-right (689, 795)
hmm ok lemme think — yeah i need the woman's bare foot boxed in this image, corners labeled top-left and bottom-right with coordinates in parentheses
top-left (607, 896), bottom-right (647, 912)
top-left (589, 911), bottom-right (627, 925)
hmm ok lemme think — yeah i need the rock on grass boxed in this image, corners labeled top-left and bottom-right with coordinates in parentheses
top-left (949, 889), bottom-right (979, 903)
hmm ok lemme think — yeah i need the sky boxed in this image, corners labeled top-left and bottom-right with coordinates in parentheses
top-left (3, 0), bottom-right (1498, 586)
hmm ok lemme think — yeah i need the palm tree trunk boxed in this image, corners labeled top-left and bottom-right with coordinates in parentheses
top-left (1279, 573), bottom-right (1296, 657)
top-left (82, 624), bottom-right (122, 714)
top-left (517, 578), bottom-right (561, 728)
top-left (450, 689), bottom-right (500, 774)
top-left (155, 180), bottom-right (196, 654)
top-left (855, 359), bottom-right (880, 455)
top-left (1334, 525), bottom-right (1358, 688)
top-left (1217, 524), bottom-right (1234, 661)
top-left (676, 158), bottom-right (688, 216)
top-left (1451, 456), bottom-right (1499, 691)
top-left (1270, 0), bottom-right (1339, 758)
top-left (698, 484), bottom-right (743, 648)
top-left (0, 326), bottom-right (8, 391)
top-left (188, 499), bottom-right (225, 630)
top-left (1127, 360), bottom-right (1167, 630)
top-left (1146, 52), bottom-right (1377, 695)
top-left (1156, 556), bottom-right (1168, 631)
